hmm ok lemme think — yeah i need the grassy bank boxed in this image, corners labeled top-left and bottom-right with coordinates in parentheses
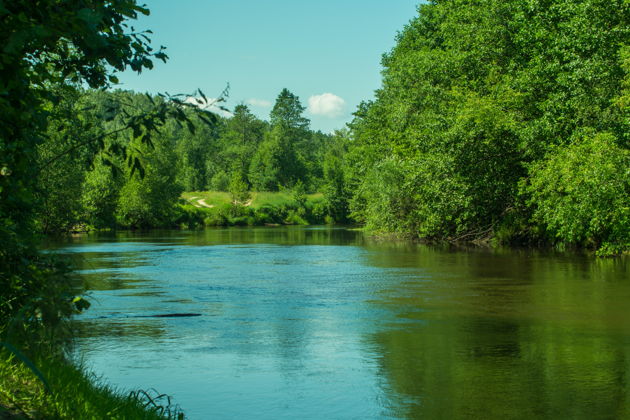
top-left (181, 191), bottom-right (324, 209)
top-left (0, 253), bottom-right (184, 419)
top-left (0, 350), bottom-right (183, 419)
top-left (176, 191), bottom-right (330, 228)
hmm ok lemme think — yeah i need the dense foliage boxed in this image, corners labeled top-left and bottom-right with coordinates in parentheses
top-left (6, 0), bottom-right (627, 263)
top-left (0, 1), bottom-right (198, 417)
top-left (342, 0), bottom-right (629, 255)
top-left (33, 87), bottom-right (340, 232)
top-left (0, 0), bottom-right (170, 335)
top-left (1, 0), bottom-right (627, 415)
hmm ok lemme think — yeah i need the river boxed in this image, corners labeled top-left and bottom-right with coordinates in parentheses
top-left (56, 227), bottom-right (630, 419)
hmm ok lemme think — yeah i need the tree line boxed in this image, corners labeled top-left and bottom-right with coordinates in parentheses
top-left (36, 87), bottom-right (349, 231)
top-left (33, 0), bottom-right (629, 256)
top-left (333, 0), bottom-right (628, 256)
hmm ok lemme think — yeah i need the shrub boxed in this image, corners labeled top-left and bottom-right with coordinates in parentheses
top-left (524, 133), bottom-right (629, 255)
top-left (210, 171), bottom-right (230, 192)
top-left (285, 210), bottom-right (309, 225)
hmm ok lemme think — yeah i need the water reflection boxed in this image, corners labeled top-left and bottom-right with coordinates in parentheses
top-left (49, 227), bottom-right (630, 419)
top-left (364, 245), bottom-right (630, 419)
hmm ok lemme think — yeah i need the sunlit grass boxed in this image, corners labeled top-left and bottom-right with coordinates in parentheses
top-left (0, 350), bottom-right (183, 419)
top-left (181, 191), bottom-right (232, 207)
top-left (182, 191), bottom-right (324, 209)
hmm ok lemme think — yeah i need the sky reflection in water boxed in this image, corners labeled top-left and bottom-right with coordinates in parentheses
top-left (56, 227), bottom-right (630, 419)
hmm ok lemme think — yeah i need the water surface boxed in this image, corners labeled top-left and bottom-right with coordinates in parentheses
top-left (56, 227), bottom-right (630, 419)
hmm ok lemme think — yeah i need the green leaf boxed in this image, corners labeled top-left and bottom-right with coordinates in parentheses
top-left (73, 296), bottom-right (91, 312)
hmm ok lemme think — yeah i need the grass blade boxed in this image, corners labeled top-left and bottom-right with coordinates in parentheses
top-left (0, 342), bottom-right (52, 394)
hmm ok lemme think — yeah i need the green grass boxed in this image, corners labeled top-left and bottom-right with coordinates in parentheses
top-left (177, 190), bottom-right (329, 228)
top-left (182, 191), bottom-right (324, 209)
top-left (0, 350), bottom-right (183, 420)
top-left (181, 191), bottom-right (232, 207)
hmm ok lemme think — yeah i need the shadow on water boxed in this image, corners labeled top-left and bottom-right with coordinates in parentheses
top-left (363, 245), bottom-right (630, 419)
top-left (47, 227), bottom-right (630, 419)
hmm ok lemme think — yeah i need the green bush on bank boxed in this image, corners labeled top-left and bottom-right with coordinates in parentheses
top-left (524, 133), bottom-right (630, 256)
top-left (175, 191), bottom-right (328, 229)
top-left (179, 201), bottom-right (324, 229)
top-left (344, 0), bottom-right (629, 256)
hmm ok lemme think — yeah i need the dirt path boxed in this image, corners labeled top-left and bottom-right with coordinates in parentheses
top-left (188, 195), bottom-right (250, 208)
top-left (186, 196), bottom-right (214, 208)
top-left (196, 198), bottom-right (214, 208)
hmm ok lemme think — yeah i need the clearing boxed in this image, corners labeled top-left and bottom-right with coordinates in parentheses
top-left (182, 191), bottom-right (324, 209)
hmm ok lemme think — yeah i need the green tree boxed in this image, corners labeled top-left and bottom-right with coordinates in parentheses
top-left (322, 132), bottom-right (351, 223)
top-left (249, 89), bottom-right (310, 190)
top-left (345, 0), bottom-right (629, 253)
top-left (292, 180), bottom-right (307, 211)
top-left (175, 114), bottom-right (221, 191)
top-left (525, 133), bottom-right (629, 255)
top-left (35, 87), bottom-right (99, 233)
top-left (270, 88), bottom-right (309, 130)
top-left (306, 130), bottom-right (334, 191)
top-left (210, 170), bottom-right (231, 192)
top-left (249, 124), bottom-right (303, 190)
top-left (229, 171), bottom-right (251, 205)
top-left (218, 104), bottom-right (266, 185)
top-left (116, 133), bottom-right (183, 228)
top-left (0, 0), bottom-right (165, 329)
top-left (81, 160), bottom-right (122, 229)
top-left (249, 126), bottom-right (284, 191)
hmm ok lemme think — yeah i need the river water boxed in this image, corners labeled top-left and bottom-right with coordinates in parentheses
top-left (56, 227), bottom-right (630, 419)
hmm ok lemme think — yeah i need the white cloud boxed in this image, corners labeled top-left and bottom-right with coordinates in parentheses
top-left (246, 98), bottom-right (272, 108)
top-left (307, 93), bottom-right (346, 118)
top-left (184, 97), bottom-right (233, 118)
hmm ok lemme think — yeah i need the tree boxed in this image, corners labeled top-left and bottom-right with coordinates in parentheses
top-left (229, 171), bottom-right (251, 205)
top-left (345, 0), bottom-right (629, 253)
top-left (81, 160), bottom-right (122, 229)
top-left (35, 87), bottom-right (101, 233)
top-left (217, 104), bottom-right (266, 185)
top-left (270, 88), bottom-right (309, 130)
top-left (175, 114), bottom-right (221, 191)
top-left (249, 89), bottom-right (311, 190)
top-left (249, 126), bottom-right (285, 191)
top-left (116, 130), bottom-right (183, 228)
top-left (525, 133), bottom-right (629, 255)
top-left (249, 123), bottom-right (304, 190)
top-left (0, 0), bottom-right (166, 331)
top-left (322, 131), bottom-right (351, 223)
top-left (306, 130), bottom-right (334, 191)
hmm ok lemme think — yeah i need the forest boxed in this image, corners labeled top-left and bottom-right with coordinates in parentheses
top-left (36, 87), bottom-right (346, 232)
top-left (29, 0), bottom-right (629, 257)
top-left (1, 0), bottom-right (628, 417)
top-left (344, 0), bottom-right (629, 257)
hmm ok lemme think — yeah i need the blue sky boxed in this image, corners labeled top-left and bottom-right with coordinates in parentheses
top-left (118, 1), bottom-right (420, 132)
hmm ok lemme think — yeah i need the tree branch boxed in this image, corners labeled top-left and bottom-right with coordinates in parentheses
top-left (37, 125), bottom-right (130, 175)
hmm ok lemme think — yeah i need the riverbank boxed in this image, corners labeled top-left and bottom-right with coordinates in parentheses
top-left (174, 191), bottom-right (331, 229)
top-left (0, 350), bottom-right (183, 419)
